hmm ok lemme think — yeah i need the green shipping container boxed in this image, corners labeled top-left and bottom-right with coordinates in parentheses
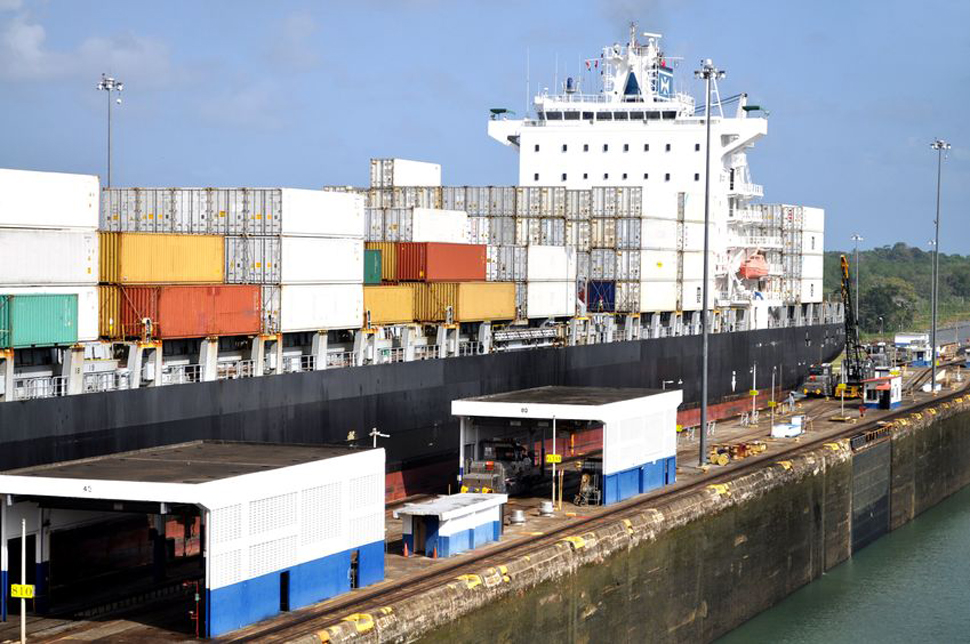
top-left (0, 294), bottom-right (78, 349)
top-left (364, 249), bottom-right (383, 285)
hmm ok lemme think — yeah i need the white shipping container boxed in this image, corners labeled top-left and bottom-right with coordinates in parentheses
top-left (490, 187), bottom-right (516, 217)
top-left (638, 281), bottom-right (678, 313)
top-left (465, 187), bottom-right (491, 217)
top-left (616, 249), bottom-right (641, 281)
top-left (680, 279), bottom-right (716, 312)
top-left (411, 208), bottom-right (468, 243)
top-left (487, 246), bottom-right (527, 282)
top-left (538, 218), bottom-right (565, 246)
top-left (0, 169), bottom-right (99, 230)
top-left (565, 189), bottom-right (591, 220)
top-left (279, 283), bottom-right (363, 332)
top-left (591, 219), bottom-right (617, 248)
top-left (515, 217), bottom-right (540, 246)
top-left (576, 251), bottom-right (590, 281)
top-left (640, 250), bottom-right (678, 281)
top-left (382, 207), bottom-right (412, 241)
top-left (616, 218), bottom-right (642, 250)
top-left (801, 231), bottom-right (822, 255)
top-left (803, 206), bottom-right (824, 233)
top-left (801, 278), bottom-right (823, 303)
top-left (467, 216), bottom-right (490, 245)
top-left (527, 245), bottom-right (576, 281)
top-left (442, 187), bottom-right (466, 212)
top-left (801, 253), bottom-right (824, 279)
top-left (590, 249), bottom-right (616, 280)
top-left (280, 189), bottom-right (365, 237)
top-left (615, 281), bottom-right (641, 312)
top-left (525, 281), bottom-right (576, 319)
top-left (641, 218), bottom-right (679, 250)
top-left (280, 237), bottom-right (363, 284)
top-left (489, 217), bottom-right (515, 245)
top-left (370, 158), bottom-right (441, 188)
top-left (364, 207), bottom-right (384, 241)
top-left (0, 229), bottom-right (97, 285)
top-left (0, 285), bottom-right (98, 341)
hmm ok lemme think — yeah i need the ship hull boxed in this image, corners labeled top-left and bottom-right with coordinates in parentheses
top-left (0, 324), bottom-right (843, 487)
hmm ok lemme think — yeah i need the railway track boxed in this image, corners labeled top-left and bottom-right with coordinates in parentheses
top-left (224, 379), bottom-right (970, 643)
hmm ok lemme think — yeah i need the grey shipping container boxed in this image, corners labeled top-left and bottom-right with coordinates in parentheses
top-left (490, 186), bottom-right (517, 217)
top-left (616, 218), bottom-right (642, 250)
top-left (615, 281), bottom-right (641, 313)
top-left (261, 284), bottom-right (281, 333)
top-left (364, 207), bottom-right (384, 241)
top-left (565, 189), bottom-right (592, 220)
top-left (489, 217), bottom-right (516, 246)
top-left (576, 251), bottom-right (591, 281)
top-left (468, 216), bottom-right (490, 245)
top-left (538, 218), bottom-right (565, 246)
top-left (566, 220), bottom-right (591, 251)
top-left (515, 217), bottom-right (540, 246)
top-left (465, 187), bottom-right (491, 217)
top-left (442, 186), bottom-right (466, 212)
top-left (591, 248), bottom-right (617, 280)
top-left (591, 218), bottom-right (617, 248)
top-left (226, 237), bottom-right (282, 284)
top-left (616, 249), bottom-right (641, 281)
top-left (487, 245), bottom-right (527, 282)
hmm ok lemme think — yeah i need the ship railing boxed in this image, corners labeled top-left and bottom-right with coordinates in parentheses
top-left (83, 371), bottom-right (132, 394)
top-left (413, 345), bottom-right (440, 361)
top-left (161, 363), bottom-right (202, 386)
top-left (283, 355), bottom-right (315, 373)
top-left (13, 375), bottom-right (68, 401)
top-left (457, 342), bottom-right (483, 357)
top-left (381, 347), bottom-right (406, 364)
top-left (326, 351), bottom-right (357, 369)
top-left (218, 360), bottom-right (256, 380)
top-left (729, 182), bottom-right (764, 197)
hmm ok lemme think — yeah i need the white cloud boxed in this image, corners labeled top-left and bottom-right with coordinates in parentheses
top-left (0, 0), bottom-right (22, 12)
top-left (0, 12), bottom-right (175, 87)
top-left (199, 82), bottom-right (283, 130)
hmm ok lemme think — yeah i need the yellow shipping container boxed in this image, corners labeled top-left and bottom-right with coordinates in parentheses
top-left (98, 284), bottom-right (121, 339)
top-left (413, 282), bottom-right (515, 322)
top-left (365, 242), bottom-right (397, 281)
top-left (99, 232), bottom-right (224, 284)
top-left (364, 285), bottom-right (415, 325)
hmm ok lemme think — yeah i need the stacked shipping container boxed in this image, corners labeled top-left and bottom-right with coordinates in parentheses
top-left (0, 169), bottom-right (100, 347)
top-left (99, 188), bottom-right (366, 337)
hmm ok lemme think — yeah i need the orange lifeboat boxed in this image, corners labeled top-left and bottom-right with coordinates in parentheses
top-left (739, 254), bottom-right (768, 279)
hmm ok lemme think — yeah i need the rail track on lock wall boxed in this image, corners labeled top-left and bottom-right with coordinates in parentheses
top-left (225, 372), bottom-right (969, 643)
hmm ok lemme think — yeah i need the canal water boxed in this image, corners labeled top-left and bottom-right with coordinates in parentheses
top-left (720, 483), bottom-right (970, 643)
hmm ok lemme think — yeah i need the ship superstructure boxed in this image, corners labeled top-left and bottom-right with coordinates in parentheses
top-left (488, 25), bottom-right (823, 329)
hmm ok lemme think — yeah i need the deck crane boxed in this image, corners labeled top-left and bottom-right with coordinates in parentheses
top-left (836, 254), bottom-right (873, 397)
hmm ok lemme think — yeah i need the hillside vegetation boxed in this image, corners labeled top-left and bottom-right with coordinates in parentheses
top-left (823, 243), bottom-right (970, 334)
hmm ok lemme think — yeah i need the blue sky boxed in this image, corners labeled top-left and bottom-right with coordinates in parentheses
top-left (0, 0), bottom-right (967, 252)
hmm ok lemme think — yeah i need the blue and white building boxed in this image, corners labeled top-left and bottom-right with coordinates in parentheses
top-left (452, 386), bottom-right (682, 505)
top-left (395, 493), bottom-right (507, 558)
top-left (0, 441), bottom-right (385, 637)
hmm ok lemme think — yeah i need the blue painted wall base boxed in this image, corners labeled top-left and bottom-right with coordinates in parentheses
top-left (1, 569), bottom-right (6, 622)
top-left (206, 539), bottom-right (384, 637)
top-left (604, 456), bottom-right (676, 504)
top-left (435, 520), bottom-right (501, 558)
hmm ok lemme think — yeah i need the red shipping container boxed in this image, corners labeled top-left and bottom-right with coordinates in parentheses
top-left (396, 242), bottom-right (486, 282)
top-left (119, 285), bottom-right (261, 339)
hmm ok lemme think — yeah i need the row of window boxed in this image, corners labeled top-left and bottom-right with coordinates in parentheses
top-left (538, 110), bottom-right (679, 121)
top-left (533, 172), bottom-right (703, 182)
top-left (534, 143), bottom-right (701, 153)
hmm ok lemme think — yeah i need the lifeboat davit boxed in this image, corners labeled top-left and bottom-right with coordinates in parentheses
top-left (739, 254), bottom-right (768, 279)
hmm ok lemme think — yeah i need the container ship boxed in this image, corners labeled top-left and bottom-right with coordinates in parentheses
top-left (0, 28), bottom-right (843, 498)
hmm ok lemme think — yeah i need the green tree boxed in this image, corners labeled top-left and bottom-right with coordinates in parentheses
top-left (859, 276), bottom-right (917, 333)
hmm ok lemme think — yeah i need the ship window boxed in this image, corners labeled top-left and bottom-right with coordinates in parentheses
top-left (665, 143), bottom-right (671, 152)
top-left (646, 111), bottom-right (660, 120)
top-left (696, 287), bottom-right (701, 304)
top-left (583, 144), bottom-right (589, 152)
top-left (603, 144), bottom-right (609, 152)
top-left (603, 173), bottom-right (609, 180)
top-left (562, 144), bottom-right (568, 152)
top-left (644, 143), bottom-right (650, 152)
top-left (582, 111), bottom-right (594, 120)
top-left (623, 143), bottom-right (629, 152)
top-left (596, 111), bottom-right (612, 120)
top-left (565, 111), bottom-right (580, 121)
top-left (622, 173), bottom-right (628, 180)
top-left (562, 173), bottom-right (567, 181)
top-left (534, 144), bottom-right (540, 152)
top-left (665, 173), bottom-right (671, 181)
top-left (614, 112), bottom-right (629, 121)
top-left (643, 173), bottom-right (649, 180)
top-left (694, 173), bottom-right (700, 181)
top-left (630, 111), bottom-right (644, 120)
top-left (811, 283), bottom-right (815, 297)
top-left (663, 111), bottom-right (677, 119)
top-left (537, 111), bottom-right (545, 120)
top-left (583, 173), bottom-right (588, 179)
top-left (695, 143), bottom-right (701, 151)
top-left (811, 236), bottom-right (816, 250)
top-left (546, 111), bottom-right (563, 120)
top-left (534, 173), bottom-right (539, 181)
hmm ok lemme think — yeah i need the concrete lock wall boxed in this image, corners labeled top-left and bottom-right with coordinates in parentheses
top-left (313, 398), bottom-right (970, 644)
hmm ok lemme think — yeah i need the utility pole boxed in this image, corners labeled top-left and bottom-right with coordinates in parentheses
top-left (694, 58), bottom-right (725, 466)
top-left (930, 139), bottom-right (950, 394)
top-left (96, 73), bottom-right (124, 187)
top-left (850, 233), bottom-right (863, 324)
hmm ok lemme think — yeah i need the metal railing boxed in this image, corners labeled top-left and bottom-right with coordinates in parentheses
top-left (283, 355), bottom-right (315, 373)
top-left (380, 347), bottom-right (406, 364)
top-left (457, 342), bottom-right (483, 357)
top-left (218, 360), bottom-right (255, 380)
top-left (161, 363), bottom-right (201, 386)
top-left (413, 345), bottom-right (440, 361)
top-left (730, 182), bottom-right (764, 197)
top-left (83, 371), bottom-right (131, 394)
top-left (326, 351), bottom-right (358, 368)
top-left (13, 375), bottom-right (68, 401)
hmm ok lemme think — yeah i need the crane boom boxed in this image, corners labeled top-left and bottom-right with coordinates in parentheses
top-left (839, 255), bottom-right (872, 395)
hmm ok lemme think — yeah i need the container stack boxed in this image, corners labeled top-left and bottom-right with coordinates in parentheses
top-left (585, 187), bottom-right (644, 313)
top-left (99, 187), bottom-right (365, 338)
top-left (0, 169), bottom-right (100, 348)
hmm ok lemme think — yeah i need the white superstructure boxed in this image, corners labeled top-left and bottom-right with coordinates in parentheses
top-left (488, 24), bottom-right (823, 324)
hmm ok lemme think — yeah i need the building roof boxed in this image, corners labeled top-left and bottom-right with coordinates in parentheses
top-left (5, 441), bottom-right (359, 485)
top-left (452, 386), bottom-right (681, 422)
top-left (462, 386), bottom-right (662, 406)
top-left (394, 493), bottom-right (508, 520)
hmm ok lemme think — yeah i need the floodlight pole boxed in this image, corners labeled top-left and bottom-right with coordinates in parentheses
top-left (695, 59), bottom-right (725, 466)
top-left (930, 138), bottom-right (950, 394)
top-left (97, 74), bottom-right (124, 187)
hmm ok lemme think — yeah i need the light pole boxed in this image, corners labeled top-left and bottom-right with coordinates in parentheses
top-left (695, 58), bottom-right (725, 466)
top-left (96, 73), bottom-right (124, 187)
top-left (850, 233), bottom-right (863, 323)
top-left (930, 138), bottom-right (951, 393)
top-left (878, 316), bottom-right (884, 336)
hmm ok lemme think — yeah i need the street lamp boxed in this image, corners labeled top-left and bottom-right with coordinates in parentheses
top-left (878, 315), bottom-right (884, 336)
top-left (930, 138), bottom-right (951, 393)
top-left (850, 233), bottom-right (863, 323)
top-left (96, 73), bottom-right (124, 187)
top-left (694, 58), bottom-right (725, 466)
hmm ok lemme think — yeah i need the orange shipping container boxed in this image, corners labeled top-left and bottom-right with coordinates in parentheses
top-left (105, 285), bottom-right (261, 339)
top-left (396, 242), bottom-right (485, 282)
top-left (412, 282), bottom-right (514, 322)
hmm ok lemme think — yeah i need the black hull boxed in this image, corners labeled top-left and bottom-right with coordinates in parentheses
top-left (0, 324), bottom-right (844, 472)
